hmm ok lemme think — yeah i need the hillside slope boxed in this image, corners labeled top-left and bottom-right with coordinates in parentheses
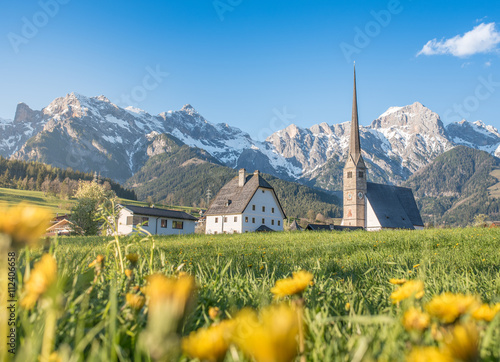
top-left (403, 146), bottom-right (500, 226)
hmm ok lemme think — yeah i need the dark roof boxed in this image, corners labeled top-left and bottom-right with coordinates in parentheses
top-left (289, 220), bottom-right (302, 231)
top-left (121, 205), bottom-right (198, 221)
top-left (256, 225), bottom-right (275, 232)
top-left (306, 224), bottom-right (363, 232)
top-left (205, 172), bottom-right (286, 217)
top-left (366, 182), bottom-right (424, 229)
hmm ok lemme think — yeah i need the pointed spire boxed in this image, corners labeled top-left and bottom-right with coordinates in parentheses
top-left (349, 63), bottom-right (363, 164)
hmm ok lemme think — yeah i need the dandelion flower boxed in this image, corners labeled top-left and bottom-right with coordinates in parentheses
top-left (0, 204), bottom-right (52, 248)
top-left (232, 304), bottom-right (301, 362)
top-left (389, 278), bottom-right (407, 285)
top-left (271, 270), bottom-right (313, 299)
top-left (426, 293), bottom-right (481, 323)
top-left (471, 303), bottom-right (500, 322)
top-left (182, 319), bottom-right (235, 362)
top-left (209, 306), bottom-right (220, 320)
top-left (402, 307), bottom-right (430, 332)
top-left (143, 273), bottom-right (195, 315)
top-left (443, 323), bottom-right (479, 362)
top-left (125, 269), bottom-right (133, 278)
top-left (406, 347), bottom-right (451, 362)
top-left (390, 280), bottom-right (424, 304)
top-left (126, 293), bottom-right (145, 310)
top-left (20, 254), bottom-right (57, 309)
top-left (126, 253), bottom-right (139, 265)
top-left (345, 303), bottom-right (351, 312)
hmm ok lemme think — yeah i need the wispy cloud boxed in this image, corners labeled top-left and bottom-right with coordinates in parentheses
top-left (417, 22), bottom-right (500, 57)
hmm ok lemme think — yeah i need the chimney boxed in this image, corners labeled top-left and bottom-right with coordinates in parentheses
top-left (254, 170), bottom-right (260, 177)
top-left (239, 168), bottom-right (246, 187)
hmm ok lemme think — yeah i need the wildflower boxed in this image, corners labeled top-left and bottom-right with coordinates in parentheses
top-left (0, 204), bottom-right (52, 248)
top-left (126, 253), bottom-right (139, 265)
top-left (426, 293), bottom-right (481, 323)
top-left (345, 303), bottom-right (351, 311)
top-left (443, 323), bottom-right (479, 362)
top-left (125, 269), bottom-right (133, 278)
top-left (126, 293), bottom-right (145, 310)
top-left (471, 303), bottom-right (500, 322)
top-left (402, 307), bottom-right (430, 332)
top-left (413, 264), bottom-right (421, 268)
top-left (20, 254), bottom-right (57, 309)
top-left (143, 273), bottom-right (195, 315)
top-left (390, 280), bottom-right (424, 304)
top-left (182, 319), bottom-right (235, 362)
top-left (209, 306), bottom-right (220, 320)
top-left (389, 278), bottom-right (407, 285)
top-left (406, 347), bottom-right (451, 362)
top-left (271, 270), bottom-right (313, 299)
top-left (89, 254), bottom-right (105, 268)
top-left (232, 304), bottom-right (301, 362)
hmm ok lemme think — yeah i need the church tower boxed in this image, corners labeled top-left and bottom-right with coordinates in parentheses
top-left (342, 64), bottom-right (367, 227)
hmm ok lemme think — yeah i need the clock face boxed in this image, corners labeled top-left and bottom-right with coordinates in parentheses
top-left (357, 192), bottom-right (363, 200)
top-left (347, 192), bottom-right (352, 200)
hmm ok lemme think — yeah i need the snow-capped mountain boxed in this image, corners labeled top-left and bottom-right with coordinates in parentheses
top-left (1, 94), bottom-right (498, 190)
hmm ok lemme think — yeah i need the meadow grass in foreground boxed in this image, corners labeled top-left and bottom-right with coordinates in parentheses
top-left (9, 228), bottom-right (500, 361)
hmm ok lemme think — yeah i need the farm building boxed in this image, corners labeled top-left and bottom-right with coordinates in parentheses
top-left (341, 66), bottom-right (424, 231)
top-left (116, 204), bottom-right (198, 236)
top-left (205, 169), bottom-right (286, 234)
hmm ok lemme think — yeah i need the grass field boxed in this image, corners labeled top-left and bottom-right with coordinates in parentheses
top-left (6, 227), bottom-right (500, 361)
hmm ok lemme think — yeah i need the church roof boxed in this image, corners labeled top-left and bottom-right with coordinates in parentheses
top-left (366, 182), bottom-right (424, 229)
top-left (348, 64), bottom-right (365, 167)
top-left (205, 172), bottom-right (286, 217)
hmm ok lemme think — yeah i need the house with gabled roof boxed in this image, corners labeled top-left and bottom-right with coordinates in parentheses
top-left (205, 169), bottom-right (286, 234)
top-left (342, 65), bottom-right (424, 231)
top-left (116, 204), bottom-right (198, 235)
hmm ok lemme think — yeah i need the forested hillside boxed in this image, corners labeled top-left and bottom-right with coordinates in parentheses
top-left (0, 157), bottom-right (136, 200)
top-left (404, 146), bottom-right (500, 226)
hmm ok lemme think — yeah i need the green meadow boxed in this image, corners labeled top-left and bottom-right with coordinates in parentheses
top-left (9, 227), bottom-right (500, 361)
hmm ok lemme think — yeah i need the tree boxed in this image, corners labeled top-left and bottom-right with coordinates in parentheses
top-left (307, 209), bottom-right (316, 222)
top-left (316, 213), bottom-right (326, 223)
top-left (71, 181), bottom-right (116, 235)
top-left (473, 214), bottom-right (488, 228)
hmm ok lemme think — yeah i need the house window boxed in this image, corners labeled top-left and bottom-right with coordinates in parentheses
top-left (172, 221), bottom-right (183, 229)
top-left (215, 217), bottom-right (218, 223)
top-left (271, 219), bottom-right (275, 225)
top-left (278, 220), bottom-right (281, 226)
top-left (359, 171), bottom-right (364, 178)
top-left (347, 171), bottom-right (352, 178)
top-left (252, 218), bottom-right (255, 223)
top-left (245, 217), bottom-right (248, 223)
top-left (161, 219), bottom-right (168, 228)
top-left (126, 216), bottom-right (133, 225)
top-left (262, 218), bottom-right (265, 224)
top-left (141, 217), bottom-right (149, 226)
top-left (252, 205), bottom-right (255, 211)
top-left (234, 216), bottom-right (237, 222)
top-left (272, 207), bottom-right (275, 213)
top-left (262, 206), bottom-right (265, 212)
top-left (224, 217), bottom-right (228, 222)
top-left (262, 190), bottom-right (265, 193)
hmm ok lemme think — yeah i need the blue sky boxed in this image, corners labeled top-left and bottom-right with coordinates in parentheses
top-left (1, 0), bottom-right (499, 139)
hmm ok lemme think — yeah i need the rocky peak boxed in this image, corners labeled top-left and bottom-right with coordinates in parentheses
top-left (14, 102), bottom-right (41, 123)
top-left (94, 95), bottom-right (111, 103)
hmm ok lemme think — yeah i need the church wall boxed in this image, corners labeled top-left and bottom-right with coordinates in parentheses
top-left (365, 198), bottom-right (382, 231)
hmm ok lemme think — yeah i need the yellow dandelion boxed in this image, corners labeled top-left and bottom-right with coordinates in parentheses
top-left (390, 280), bottom-right (425, 304)
top-left (182, 319), bottom-right (236, 362)
top-left (124, 269), bottom-right (133, 278)
top-left (126, 253), bottom-right (139, 265)
top-left (402, 307), bottom-right (430, 332)
top-left (389, 278), bottom-right (407, 285)
top-left (126, 293), bottom-right (145, 310)
top-left (0, 204), bottom-right (52, 248)
top-left (345, 303), bottom-right (351, 311)
top-left (209, 306), bottom-right (220, 320)
top-left (413, 264), bottom-right (420, 268)
top-left (406, 347), bottom-right (452, 362)
top-left (143, 273), bottom-right (195, 314)
top-left (471, 303), bottom-right (500, 322)
top-left (271, 270), bottom-right (313, 299)
top-left (426, 293), bottom-right (481, 323)
top-left (232, 304), bottom-right (301, 362)
top-left (89, 254), bottom-right (105, 268)
top-left (443, 323), bottom-right (479, 362)
top-left (20, 254), bottom-right (57, 309)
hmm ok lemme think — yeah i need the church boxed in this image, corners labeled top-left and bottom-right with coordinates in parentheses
top-left (341, 66), bottom-right (424, 231)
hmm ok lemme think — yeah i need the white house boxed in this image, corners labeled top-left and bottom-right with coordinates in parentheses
top-left (205, 169), bottom-right (286, 234)
top-left (116, 204), bottom-right (198, 236)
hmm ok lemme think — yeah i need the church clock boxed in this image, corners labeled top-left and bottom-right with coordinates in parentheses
top-left (357, 192), bottom-right (363, 200)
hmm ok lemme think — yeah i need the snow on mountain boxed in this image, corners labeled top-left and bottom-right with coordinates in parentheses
top-left (446, 119), bottom-right (500, 157)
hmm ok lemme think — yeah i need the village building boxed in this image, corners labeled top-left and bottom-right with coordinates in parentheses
top-left (205, 170), bottom-right (286, 234)
top-left (116, 204), bottom-right (198, 236)
top-left (342, 66), bottom-right (424, 231)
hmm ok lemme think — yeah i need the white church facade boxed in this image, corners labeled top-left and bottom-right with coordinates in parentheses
top-left (205, 169), bottom-right (286, 234)
top-left (342, 66), bottom-right (424, 231)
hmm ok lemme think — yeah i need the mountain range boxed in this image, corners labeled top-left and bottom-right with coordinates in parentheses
top-left (1, 93), bottom-right (499, 193)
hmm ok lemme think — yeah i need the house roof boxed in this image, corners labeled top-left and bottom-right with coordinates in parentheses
top-left (306, 224), bottom-right (333, 231)
top-left (205, 172), bottom-right (286, 217)
top-left (306, 224), bottom-right (363, 231)
top-left (256, 225), bottom-right (275, 232)
top-left (289, 220), bottom-right (302, 231)
top-left (121, 205), bottom-right (198, 221)
top-left (366, 182), bottom-right (424, 229)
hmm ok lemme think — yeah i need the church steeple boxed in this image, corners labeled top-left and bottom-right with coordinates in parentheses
top-left (342, 63), bottom-right (367, 228)
top-left (348, 64), bottom-right (364, 166)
